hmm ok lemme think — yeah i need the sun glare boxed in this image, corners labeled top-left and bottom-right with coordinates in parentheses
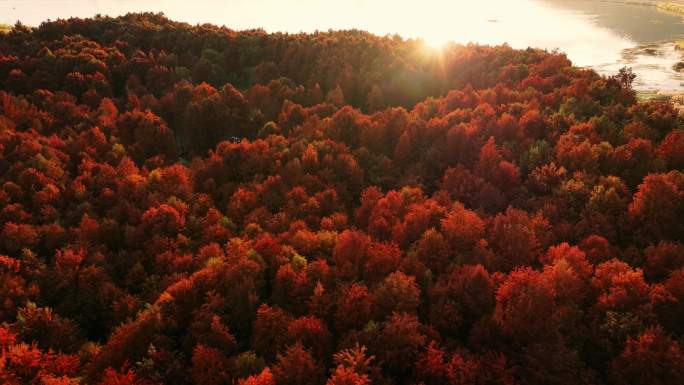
top-left (0, 0), bottom-right (638, 84)
top-left (421, 34), bottom-right (449, 50)
top-left (416, 38), bottom-right (441, 51)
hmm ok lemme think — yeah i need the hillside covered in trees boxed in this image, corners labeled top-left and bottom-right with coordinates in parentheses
top-left (1, 12), bottom-right (684, 385)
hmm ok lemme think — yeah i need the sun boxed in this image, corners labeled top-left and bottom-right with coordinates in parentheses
top-left (423, 35), bottom-right (449, 50)
top-left (417, 30), bottom-right (453, 50)
top-left (411, 19), bottom-right (457, 50)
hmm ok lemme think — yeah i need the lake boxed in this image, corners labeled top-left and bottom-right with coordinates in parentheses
top-left (3, 0), bottom-right (684, 93)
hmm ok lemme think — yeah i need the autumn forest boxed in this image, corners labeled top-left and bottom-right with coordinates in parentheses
top-left (1, 12), bottom-right (684, 385)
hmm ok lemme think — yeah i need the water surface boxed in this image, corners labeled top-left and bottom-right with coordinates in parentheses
top-left (2, 0), bottom-right (684, 92)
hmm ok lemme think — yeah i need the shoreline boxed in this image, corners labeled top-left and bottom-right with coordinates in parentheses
top-left (633, 0), bottom-right (684, 110)
top-left (656, 2), bottom-right (684, 15)
top-left (591, 0), bottom-right (684, 13)
top-left (637, 89), bottom-right (684, 114)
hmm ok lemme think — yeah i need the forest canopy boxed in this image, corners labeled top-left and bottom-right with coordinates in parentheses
top-left (1, 12), bottom-right (684, 385)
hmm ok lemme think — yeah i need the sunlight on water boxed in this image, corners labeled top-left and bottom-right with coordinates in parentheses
top-left (2, 0), bottom-right (684, 92)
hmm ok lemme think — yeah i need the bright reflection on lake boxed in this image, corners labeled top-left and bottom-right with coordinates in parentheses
top-left (2, 0), bottom-right (684, 92)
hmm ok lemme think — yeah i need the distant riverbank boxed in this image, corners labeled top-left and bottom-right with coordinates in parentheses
top-left (597, 0), bottom-right (684, 13)
top-left (657, 2), bottom-right (684, 16)
top-left (637, 1), bottom-right (684, 111)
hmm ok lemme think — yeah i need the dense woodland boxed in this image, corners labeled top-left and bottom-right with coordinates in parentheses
top-left (1, 12), bottom-right (684, 385)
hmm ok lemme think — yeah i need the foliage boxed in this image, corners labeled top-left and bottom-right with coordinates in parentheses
top-left (0, 12), bottom-right (682, 385)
